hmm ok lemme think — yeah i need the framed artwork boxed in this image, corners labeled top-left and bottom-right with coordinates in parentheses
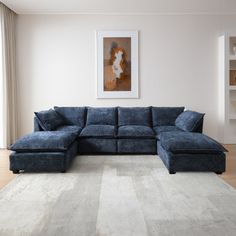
top-left (96, 31), bottom-right (139, 98)
top-left (230, 70), bottom-right (236, 85)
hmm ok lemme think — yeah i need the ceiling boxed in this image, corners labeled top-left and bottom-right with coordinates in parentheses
top-left (2, 0), bottom-right (236, 14)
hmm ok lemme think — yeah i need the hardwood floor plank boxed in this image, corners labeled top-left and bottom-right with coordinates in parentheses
top-left (0, 150), bottom-right (17, 189)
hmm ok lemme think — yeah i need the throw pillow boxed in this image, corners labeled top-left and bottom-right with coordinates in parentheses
top-left (175, 110), bottom-right (205, 132)
top-left (34, 109), bottom-right (65, 131)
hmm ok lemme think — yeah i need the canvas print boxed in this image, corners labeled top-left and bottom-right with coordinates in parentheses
top-left (97, 31), bottom-right (138, 98)
top-left (103, 37), bottom-right (131, 91)
top-left (230, 70), bottom-right (236, 85)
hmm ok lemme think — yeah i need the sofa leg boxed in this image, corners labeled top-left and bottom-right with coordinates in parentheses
top-left (215, 171), bottom-right (223, 175)
top-left (169, 171), bottom-right (176, 174)
top-left (13, 170), bottom-right (19, 174)
top-left (61, 170), bottom-right (66, 173)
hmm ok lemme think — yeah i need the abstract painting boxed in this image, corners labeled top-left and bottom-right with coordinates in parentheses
top-left (97, 31), bottom-right (138, 98)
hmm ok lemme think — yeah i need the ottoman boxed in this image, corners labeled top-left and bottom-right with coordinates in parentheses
top-left (157, 131), bottom-right (227, 174)
top-left (9, 131), bottom-right (78, 173)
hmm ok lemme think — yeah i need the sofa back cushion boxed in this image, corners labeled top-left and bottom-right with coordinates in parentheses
top-left (34, 109), bottom-right (65, 131)
top-left (118, 107), bottom-right (151, 126)
top-left (175, 110), bottom-right (205, 132)
top-left (54, 106), bottom-right (86, 127)
top-left (86, 107), bottom-right (117, 125)
top-left (152, 107), bottom-right (185, 127)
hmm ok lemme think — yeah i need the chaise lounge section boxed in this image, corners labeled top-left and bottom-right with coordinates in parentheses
top-left (10, 131), bottom-right (78, 173)
top-left (157, 131), bottom-right (226, 174)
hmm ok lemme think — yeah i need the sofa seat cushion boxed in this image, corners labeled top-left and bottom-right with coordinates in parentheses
top-left (153, 126), bottom-right (182, 139)
top-left (10, 131), bottom-right (77, 152)
top-left (55, 125), bottom-right (82, 135)
top-left (118, 107), bottom-right (151, 126)
top-left (117, 125), bottom-right (155, 139)
top-left (54, 106), bottom-right (86, 127)
top-left (160, 131), bottom-right (227, 154)
top-left (80, 125), bottom-right (115, 138)
top-left (78, 138), bottom-right (116, 154)
top-left (117, 139), bottom-right (156, 153)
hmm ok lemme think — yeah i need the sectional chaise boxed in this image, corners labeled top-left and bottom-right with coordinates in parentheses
top-left (9, 107), bottom-right (227, 174)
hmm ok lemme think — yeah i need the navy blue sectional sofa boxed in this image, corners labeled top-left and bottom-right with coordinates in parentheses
top-left (10, 106), bottom-right (227, 174)
top-left (34, 106), bottom-right (187, 154)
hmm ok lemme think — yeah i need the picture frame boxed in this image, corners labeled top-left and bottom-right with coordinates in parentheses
top-left (230, 70), bottom-right (236, 85)
top-left (96, 30), bottom-right (139, 98)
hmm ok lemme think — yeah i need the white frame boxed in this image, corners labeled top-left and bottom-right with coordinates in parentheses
top-left (96, 30), bottom-right (139, 98)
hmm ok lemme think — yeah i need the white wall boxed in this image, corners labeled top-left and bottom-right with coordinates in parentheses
top-left (16, 14), bottom-right (236, 140)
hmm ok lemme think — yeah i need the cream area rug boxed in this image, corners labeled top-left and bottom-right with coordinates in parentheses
top-left (0, 155), bottom-right (236, 236)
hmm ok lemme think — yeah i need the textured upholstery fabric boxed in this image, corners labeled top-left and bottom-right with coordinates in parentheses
top-left (157, 141), bottom-right (226, 173)
top-left (54, 106), bottom-right (86, 127)
top-left (86, 107), bottom-right (117, 125)
top-left (10, 131), bottom-right (77, 152)
top-left (55, 125), bottom-right (82, 135)
top-left (175, 110), bottom-right (205, 132)
top-left (117, 125), bottom-right (155, 139)
top-left (78, 138), bottom-right (116, 154)
top-left (117, 139), bottom-right (156, 154)
top-left (152, 107), bottom-right (185, 127)
top-left (34, 109), bottom-right (65, 131)
top-left (118, 107), bottom-right (151, 126)
top-left (80, 125), bottom-right (115, 138)
top-left (160, 131), bottom-right (227, 154)
top-left (10, 141), bottom-right (78, 172)
top-left (10, 152), bottom-right (65, 172)
top-left (193, 118), bottom-right (204, 133)
top-left (153, 126), bottom-right (182, 139)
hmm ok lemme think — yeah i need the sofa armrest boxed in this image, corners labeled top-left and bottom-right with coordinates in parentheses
top-left (34, 116), bottom-right (43, 132)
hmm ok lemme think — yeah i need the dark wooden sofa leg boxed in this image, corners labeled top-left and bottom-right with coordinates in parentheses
top-left (12, 170), bottom-right (19, 174)
top-left (61, 170), bottom-right (66, 173)
top-left (169, 171), bottom-right (176, 174)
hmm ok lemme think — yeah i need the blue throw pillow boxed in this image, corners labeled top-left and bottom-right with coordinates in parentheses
top-left (175, 110), bottom-right (205, 132)
top-left (34, 109), bottom-right (65, 131)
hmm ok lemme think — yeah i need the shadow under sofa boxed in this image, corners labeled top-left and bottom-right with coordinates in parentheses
top-left (9, 106), bottom-right (227, 174)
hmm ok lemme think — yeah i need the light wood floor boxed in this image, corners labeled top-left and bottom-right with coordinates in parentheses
top-left (221, 145), bottom-right (236, 188)
top-left (0, 149), bottom-right (17, 189)
top-left (0, 146), bottom-right (236, 189)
